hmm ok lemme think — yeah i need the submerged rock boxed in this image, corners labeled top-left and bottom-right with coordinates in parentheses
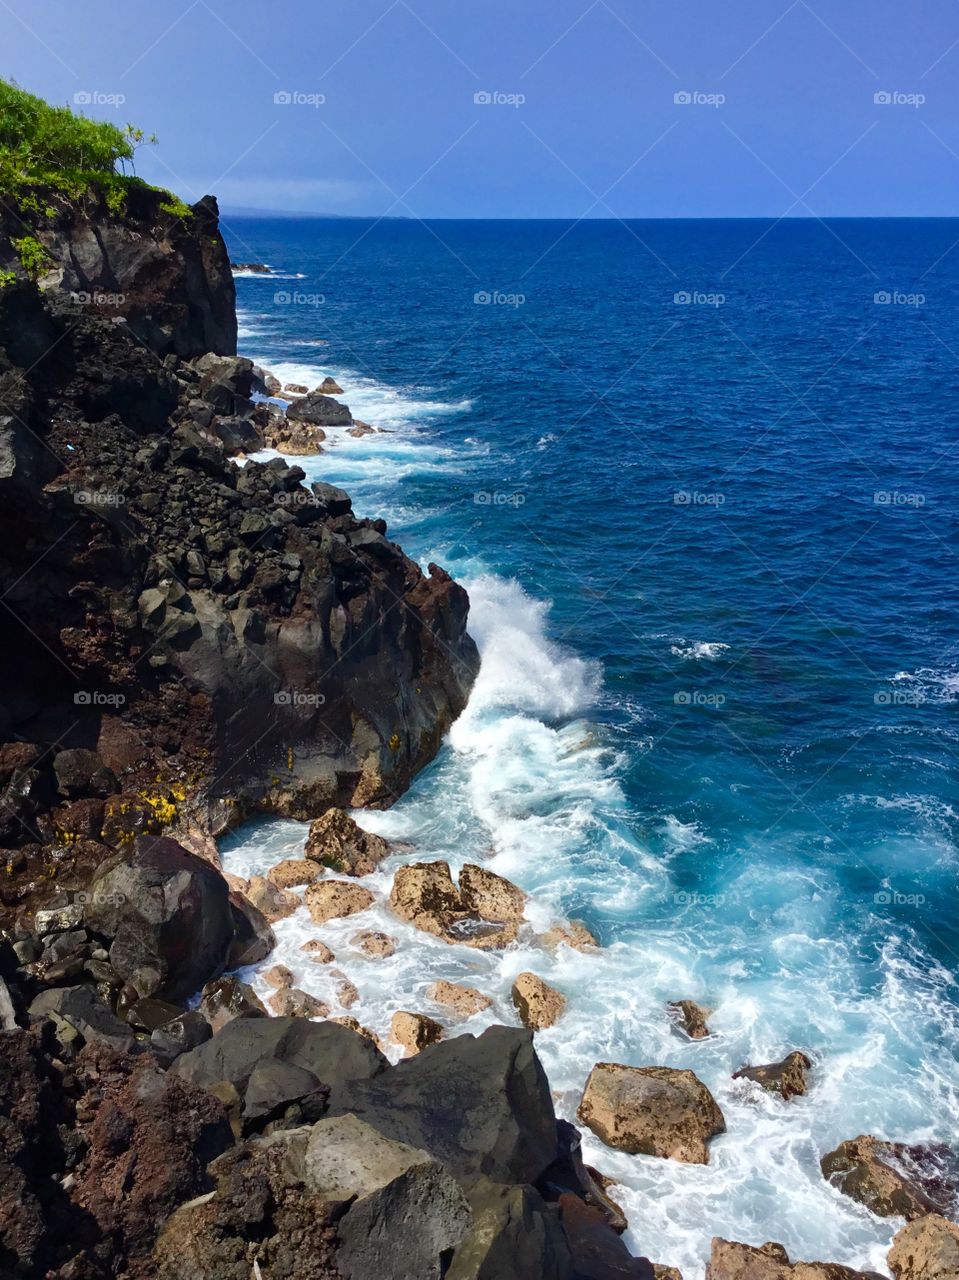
top-left (427, 979), bottom-right (493, 1019)
top-left (820, 1136), bottom-right (959, 1220)
top-left (668, 999), bottom-right (713, 1040)
top-left (734, 1051), bottom-right (811, 1100)
top-left (578, 1063), bottom-right (726, 1164)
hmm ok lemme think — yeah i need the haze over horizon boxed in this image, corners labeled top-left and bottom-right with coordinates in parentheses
top-left (2, 0), bottom-right (958, 220)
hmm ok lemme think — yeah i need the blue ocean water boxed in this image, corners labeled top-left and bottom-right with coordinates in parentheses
top-left (222, 217), bottom-right (959, 1274)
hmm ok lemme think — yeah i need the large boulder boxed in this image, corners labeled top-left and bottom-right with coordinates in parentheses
top-left (705, 1239), bottom-right (883, 1280)
top-left (512, 972), bottom-right (567, 1031)
top-left (888, 1214), bottom-right (959, 1280)
top-left (305, 807), bottom-right (391, 876)
top-left (305, 879), bottom-right (375, 923)
top-left (820, 1136), bottom-right (959, 1220)
top-left (389, 861), bottom-right (524, 949)
top-left (734, 1051), bottom-right (811, 1101)
top-left (447, 1180), bottom-right (575, 1280)
top-left (427, 979), bottom-right (493, 1019)
top-left (27, 984), bottom-right (136, 1052)
top-left (329, 1025), bottom-right (558, 1187)
top-left (81, 835), bottom-right (233, 1001)
top-left (577, 1064), bottom-right (726, 1164)
top-left (286, 391), bottom-right (352, 427)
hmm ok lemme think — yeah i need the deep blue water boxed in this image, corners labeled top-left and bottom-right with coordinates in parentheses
top-left (222, 217), bottom-right (959, 1272)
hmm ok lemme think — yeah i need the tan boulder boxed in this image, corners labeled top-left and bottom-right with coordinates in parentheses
top-left (246, 875), bottom-right (300, 922)
top-left (267, 987), bottom-right (330, 1018)
top-left (316, 376), bottom-right (343, 395)
top-left (668, 1000), bottom-right (713, 1040)
top-left (388, 860), bottom-right (523, 949)
top-left (262, 418), bottom-right (325, 456)
top-left (733, 1051), bottom-right (811, 1100)
top-left (426, 979), bottom-right (492, 1019)
top-left (653, 1266), bottom-right (683, 1280)
top-left (301, 939), bottom-right (335, 963)
top-left (305, 808), bottom-right (391, 877)
top-left (541, 920), bottom-right (599, 952)
top-left (511, 972), bottom-right (567, 1030)
top-left (459, 863), bottom-right (526, 923)
top-left (263, 964), bottom-right (294, 990)
top-left (348, 419), bottom-right (375, 437)
top-left (222, 872), bottom-right (249, 895)
top-left (283, 382), bottom-right (308, 394)
top-left (888, 1214), bottom-right (959, 1280)
top-left (332, 1015), bottom-right (385, 1052)
top-left (391, 1010), bottom-right (443, 1056)
top-left (266, 858), bottom-right (319, 890)
top-left (705, 1239), bottom-right (883, 1280)
top-left (331, 970), bottom-right (360, 1009)
top-left (820, 1137), bottom-right (959, 1220)
top-left (305, 879), bottom-right (375, 924)
top-left (578, 1063), bottom-right (726, 1164)
top-left (352, 930), bottom-right (396, 958)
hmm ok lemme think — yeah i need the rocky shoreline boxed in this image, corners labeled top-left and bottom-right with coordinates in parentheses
top-left (1, 184), bottom-right (957, 1279)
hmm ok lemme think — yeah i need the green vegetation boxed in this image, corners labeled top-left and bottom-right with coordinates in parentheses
top-left (12, 235), bottom-right (51, 279)
top-left (0, 269), bottom-right (16, 289)
top-left (0, 78), bottom-right (191, 221)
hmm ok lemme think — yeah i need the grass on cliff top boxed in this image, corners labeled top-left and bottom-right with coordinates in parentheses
top-left (0, 78), bottom-right (191, 221)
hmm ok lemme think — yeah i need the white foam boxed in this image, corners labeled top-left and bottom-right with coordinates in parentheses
top-left (671, 641), bottom-right (731, 661)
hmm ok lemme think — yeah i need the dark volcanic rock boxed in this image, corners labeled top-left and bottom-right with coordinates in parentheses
top-left (287, 390), bottom-right (352, 426)
top-left (28, 984), bottom-right (137, 1053)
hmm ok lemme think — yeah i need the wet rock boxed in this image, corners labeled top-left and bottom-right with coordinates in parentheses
top-left (284, 381), bottom-right (308, 394)
top-left (305, 807), bottom-right (391, 876)
top-left (734, 1051), bottom-right (811, 1100)
top-left (512, 972), bottom-right (567, 1030)
top-left (226, 891), bottom-right (275, 967)
top-left (125, 996), bottom-right (184, 1032)
top-left (668, 999), bottom-right (713, 1040)
top-left (268, 987), bottom-right (330, 1018)
top-left (820, 1136), bottom-right (959, 1221)
top-left (266, 856), bottom-right (319, 889)
top-left (352, 929), bottom-right (396, 957)
top-left (540, 1118), bottom-right (629, 1236)
top-left (392, 1010), bottom-right (444, 1055)
top-left (246, 874), bottom-right (301, 922)
top-left (262, 416), bottom-right (326, 455)
top-left (555, 1193), bottom-right (654, 1278)
top-left (199, 975), bottom-right (268, 1032)
top-left (302, 938), bottom-right (335, 963)
top-left (888, 1214), bottom-right (959, 1280)
top-left (541, 920), bottom-right (600, 951)
top-left (389, 860), bottom-right (522, 949)
top-left (305, 879), bottom-right (375, 924)
top-left (578, 1063), bottom-right (726, 1164)
top-left (316, 377), bottom-right (343, 395)
top-left (264, 963), bottom-right (294, 990)
top-left (427, 979), bottom-right (493, 1019)
top-left (705, 1238), bottom-right (883, 1280)
top-left (460, 863), bottom-right (527, 923)
top-left (332, 1016), bottom-right (384, 1051)
top-left (349, 419), bottom-right (376, 437)
top-left (333, 971), bottom-right (360, 1008)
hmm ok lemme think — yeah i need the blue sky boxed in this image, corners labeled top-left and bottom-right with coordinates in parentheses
top-left (3, 0), bottom-right (959, 217)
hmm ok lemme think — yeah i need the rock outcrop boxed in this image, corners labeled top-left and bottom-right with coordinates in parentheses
top-left (820, 1136), bottom-right (959, 1220)
top-left (512, 971), bottom-right (567, 1030)
top-left (578, 1063), bottom-right (726, 1163)
top-left (733, 1051), bottom-right (811, 1100)
top-left (888, 1214), bottom-right (959, 1280)
top-left (705, 1239), bottom-right (884, 1280)
top-left (389, 860), bottom-right (526, 948)
top-left (304, 807), bottom-right (391, 875)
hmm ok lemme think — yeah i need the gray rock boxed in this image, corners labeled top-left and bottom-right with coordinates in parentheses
top-left (151, 1010), bottom-right (212, 1062)
top-left (28, 984), bottom-right (136, 1051)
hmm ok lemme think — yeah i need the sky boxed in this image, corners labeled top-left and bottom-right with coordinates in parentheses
top-left (2, 0), bottom-right (959, 218)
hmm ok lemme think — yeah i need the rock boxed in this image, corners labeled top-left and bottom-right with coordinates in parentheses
top-left (316, 376), bottom-right (343, 395)
top-left (733, 1051), bottom-right (811, 1100)
top-left (705, 1238), bottom-right (883, 1280)
top-left (333, 972), bottom-right (360, 1008)
top-left (305, 879), bottom-right (375, 924)
top-left (888, 1214), bottom-right (959, 1280)
top-left (349, 419), bottom-right (376, 437)
top-left (269, 987), bottom-right (331, 1018)
top-left (226, 891), bottom-right (275, 967)
top-left (199, 975), bottom-right (268, 1032)
top-left (578, 1063), bottom-right (726, 1164)
top-left (389, 861), bottom-right (520, 949)
top-left (311, 479), bottom-right (353, 515)
top-left (332, 1016), bottom-right (384, 1050)
top-left (232, 261), bottom-right (271, 273)
top-left (512, 972), bottom-right (567, 1031)
top-left (352, 929), bottom-right (396, 957)
top-left (125, 996), bottom-right (184, 1032)
top-left (287, 391), bottom-right (352, 427)
top-left (34, 901), bottom-right (84, 934)
top-left (392, 1010), bottom-right (444, 1055)
top-left (28, 985), bottom-right (136, 1052)
top-left (284, 381), bottom-right (309, 394)
top-left (653, 1267), bottom-right (683, 1280)
top-left (541, 920), bottom-right (599, 952)
top-left (81, 835), bottom-right (234, 1001)
top-left (264, 963), bottom-right (294, 990)
top-left (262, 416), bottom-right (326, 455)
top-left (266, 856), bottom-right (320, 889)
top-left (246, 874), bottom-right (301, 922)
top-left (668, 999), bottom-right (713, 1040)
top-left (0, 975), bottom-right (16, 1030)
top-left (329, 1025), bottom-right (558, 1187)
top-left (460, 863), bottom-right (527, 923)
top-left (151, 1009), bottom-right (213, 1062)
top-left (427, 979), bottom-right (493, 1019)
top-left (302, 938), bottom-right (335, 963)
top-left (447, 1179), bottom-right (575, 1280)
top-left (821, 1137), bottom-right (959, 1220)
top-left (554, 1193), bottom-right (654, 1278)
top-left (242, 1059), bottom-right (327, 1128)
top-left (540, 1119), bottom-right (630, 1236)
top-left (53, 747), bottom-right (116, 798)
top-left (305, 807), bottom-right (391, 876)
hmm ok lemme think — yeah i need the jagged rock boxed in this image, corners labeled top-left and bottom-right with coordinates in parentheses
top-left (820, 1136), bottom-right (959, 1220)
top-left (460, 863), bottom-right (527, 923)
top-left (28, 984), bottom-right (136, 1052)
top-left (151, 1009), bottom-right (213, 1062)
top-left (305, 879), bottom-right (375, 924)
top-left (242, 1059), bottom-right (328, 1128)
top-left (389, 861), bottom-right (522, 949)
top-left (316, 377), bottom-right (343, 395)
top-left (392, 1010), bottom-right (444, 1055)
top-left (284, 382), bottom-right (308, 394)
top-left (52, 747), bottom-right (116, 798)
top-left (332, 1016), bottom-right (384, 1051)
top-left (653, 1267), bottom-right (683, 1280)
top-left (264, 963), bottom-right (294, 990)
top-left (268, 987), bottom-right (331, 1018)
top-left (541, 920), bottom-right (600, 952)
top-left (199, 976), bottom-right (268, 1032)
top-left (578, 1063), bottom-right (726, 1164)
top-left (302, 938), bottom-right (335, 963)
top-left (81, 835), bottom-right (234, 1001)
top-left (125, 996), bottom-right (184, 1032)
top-left (540, 1119), bottom-right (629, 1236)
top-left (267, 856), bottom-right (320, 889)
top-left (512, 972), bottom-right (567, 1030)
top-left (705, 1238), bottom-right (883, 1280)
top-left (332, 972), bottom-right (360, 1009)
top-left (734, 1051), bottom-right (811, 1100)
top-left (427, 979), bottom-right (493, 1019)
top-left (349, 419), bottom-right (376, 437)
top-left (352, 929), bottom-right (396, 957)
top-left (888, 1214), bottom-right (959, 1280)
top-left (305, 807), bottom-right (391, 876)
top-left (226, 891), bottom-right (275, 967)
top-left (287, 391), bottom-right (352, 426)
top-left (554, 1193), bottom-right (654, 1278)
top-left (246, 874), bottom-right (301, 922)
top-left (447, 1179), bottom-right (575, 1280)
top-left (668, 999), bottom-right (713, 1040)
top-left (262, 416), bottom-right (326, 455)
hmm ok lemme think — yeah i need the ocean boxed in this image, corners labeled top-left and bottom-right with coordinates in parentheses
top-left (220, 216), bottom-right (959, 1275)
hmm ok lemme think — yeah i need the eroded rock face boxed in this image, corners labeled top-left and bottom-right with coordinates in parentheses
top-left (705, 1238), bottom-right (883, 1280)
top-left (512, 972), bottom-right (567, 1031)
top-left (389, 861), bottom-right (525, 949)
top-left (577, 1063), bottom-right (726, 1164)
top-left (733, 1051), bottom-right (811, 1100)
top-left (820, 1136), bottom-right (959, 1221)
top-left (305, 808), bottom-right (391, 876)
top-left (888, 1214), bottom-right (959, 1280)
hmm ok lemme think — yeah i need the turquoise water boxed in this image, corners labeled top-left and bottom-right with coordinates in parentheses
top-left (221, 218), bottom-right (959, 1274)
